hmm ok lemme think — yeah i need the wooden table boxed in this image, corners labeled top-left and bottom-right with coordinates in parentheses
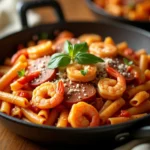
top-left (0, 0), bottom-right (97, 150)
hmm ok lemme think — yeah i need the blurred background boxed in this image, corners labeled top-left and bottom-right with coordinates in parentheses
top-left (0, 0), bottom-right (97, 38)
top-left (0, 0), bottom-right (149, 38)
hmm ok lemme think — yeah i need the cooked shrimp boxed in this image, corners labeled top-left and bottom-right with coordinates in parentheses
top-left (68, 102), bottom-right (100, 128)
top-left (98, 66), bottom-right (126, 100)
top-left (31, 80), bottom-right (64, 109)
top-left (89, 42), bottom-right (117, 58)
top-left (66, 63), bottom-right (97, 82)
top-left (78, 34), bottom-right (102, 45)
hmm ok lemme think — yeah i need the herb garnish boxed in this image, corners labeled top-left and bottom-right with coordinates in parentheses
top-left (48, 40), bottom-right (104, 69)
top-left (123, 58), bottom-right (133, 66)
top-left (18, 69), bottom-right (25, 77)
top-left (80, 69), bottom-right (88, 76)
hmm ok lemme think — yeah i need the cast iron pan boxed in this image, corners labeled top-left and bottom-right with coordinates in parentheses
top-left (85, 0), bottom-right (150, 31)
top-left (0, 0), bottom-right (150, 149)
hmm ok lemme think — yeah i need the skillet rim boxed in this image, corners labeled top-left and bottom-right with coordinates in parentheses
top-left (0, 21), bottom-right (150, 131)
top-left (85, 0), bottom-right (150, 24)
top-left (0, 21), bottom-right (150, 40)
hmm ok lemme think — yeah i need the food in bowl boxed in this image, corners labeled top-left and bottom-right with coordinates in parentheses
top-left (0, 30), bottom-right (150, 128)
top-left (94, 0), bottom-right (150, 21)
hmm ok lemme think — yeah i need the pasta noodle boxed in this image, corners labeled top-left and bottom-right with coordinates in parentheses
top-left (99, 98), bottom-right (125, 124)
top-left (108, 113), bottom-right (147, 125)
top-left (0, 91), bottom-right (29, 107)
top-left (38, 110), bottom-right (49, 120)
top-left (0, 30), bottom-right (149, 128)
top-left (0, 101), bottom-right (11, 115)
top-left (129, 91), bottom-right (149, 106)
top-left (99, 100), bottom-right (112, 113)
top-left (56, 109), bottom-right (69, 127)
top-left (21, 108), bottom-right (46, 124)
top-left (126, 100), bottom-right (150, 115)
top-left (0, 61), bottom-right (27, 90)
top-left (127, 81), bottom-right (150, 98)
top-left (45, 109), bottom-right (59, 126)
top-left (145, 69), bottom-right (150, 80)
top-left (139, 54), bottom-right (149, 72)
top-left (11, 106), bottom-right (22, 118)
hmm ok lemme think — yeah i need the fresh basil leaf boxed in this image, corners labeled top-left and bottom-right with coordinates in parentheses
top-left (64, 40), bottom-right (73, 56)
top-left (73, 42), bottom-right (88, 56)
top-left (75, 52), bottom-right (104, 64)
top-left (123, 58), bottom-right (133, 66)
top-left (128, 61), bottom-right (133, 65)
top-left (48, 53), bottom-right (71, 69)
top-left (80, 69), bottom-right (88, 76)
top-left (18, 69), bottom-right (25, 77)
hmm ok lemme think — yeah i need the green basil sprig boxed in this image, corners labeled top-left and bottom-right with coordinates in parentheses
top-left (48, 40), bottom-right (104, 69)
top-left (123, 58), bottom-right (133, 66)
top-left (18, 69), bottom-right (25, 77)
top-left (80, 69), bottom-right (88, 76)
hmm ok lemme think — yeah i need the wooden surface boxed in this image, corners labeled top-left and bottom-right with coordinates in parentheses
top-left (0, 0), bottom-right (97, 150)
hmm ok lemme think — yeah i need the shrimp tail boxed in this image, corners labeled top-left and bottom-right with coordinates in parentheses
top-left (106, 66), bottom-right (118, 78)
top-left (56, 80), bottom-right (64, 94)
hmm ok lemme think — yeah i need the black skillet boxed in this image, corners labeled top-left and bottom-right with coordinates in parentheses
top-left (0, 0), bottom-right (150, 149)
top-left (85, 0), bottom-right (150, 31)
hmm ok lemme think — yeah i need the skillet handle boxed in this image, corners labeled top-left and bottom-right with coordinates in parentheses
top-left (17, 0), bottom-right (65, 28)
top-left (131, 126), bottom-right (150, 139)
top-left (115, 126), bottom-right (150, 143)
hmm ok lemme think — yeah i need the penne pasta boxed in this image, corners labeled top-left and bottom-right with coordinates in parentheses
top-left (127, 81), bottom-right (150, 98)
top-left (126, 100), bottom-right (150, 115)
top-left (11, 106), bottom-right (22, 118)
top-left (131, 113), bottom-right (147, 119)
top-left (21, 108), bottom-right (46, 124)
top-left (15, 54), bottom-right (28, 65)
top-left (99, 100), bottom-right (112, 113)
top-left (129, 91), bottom-right (149, 106)
top-left (108, 117), bottom-right (130, 125)
top-left (11, 81), bottom-right (24, 91)
top-left (136, 49), bottom-right (147, 59)
top-left (38, 110), bottom-right (49, 120)
top-left (0, 91), bottom-right (29, 107)
top-left (144, 69), bottom-right (150, 80)
top-left (0, 101), bottom-right (11, 115)
top-left (45, 109), bottom-right (59, 126)
top-left (139, 54), bottom-right (149, 72)
top-left (108, 113), bottom-right (148, 125)
top-left (99, 98), bottom-right (125, 124)
top-left (0, 61), bottom-right (27, 90)
top-left (56, 109), bottom-right (69, 127)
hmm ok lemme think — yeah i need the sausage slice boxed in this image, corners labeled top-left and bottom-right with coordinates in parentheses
top-left (27, 56), bottom-right (56, 87)
top-left (63, 80), bottom-right (96, 107)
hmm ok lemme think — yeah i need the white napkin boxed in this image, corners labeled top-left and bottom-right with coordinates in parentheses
top-left (0, 0), bottom-right (41, 38)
